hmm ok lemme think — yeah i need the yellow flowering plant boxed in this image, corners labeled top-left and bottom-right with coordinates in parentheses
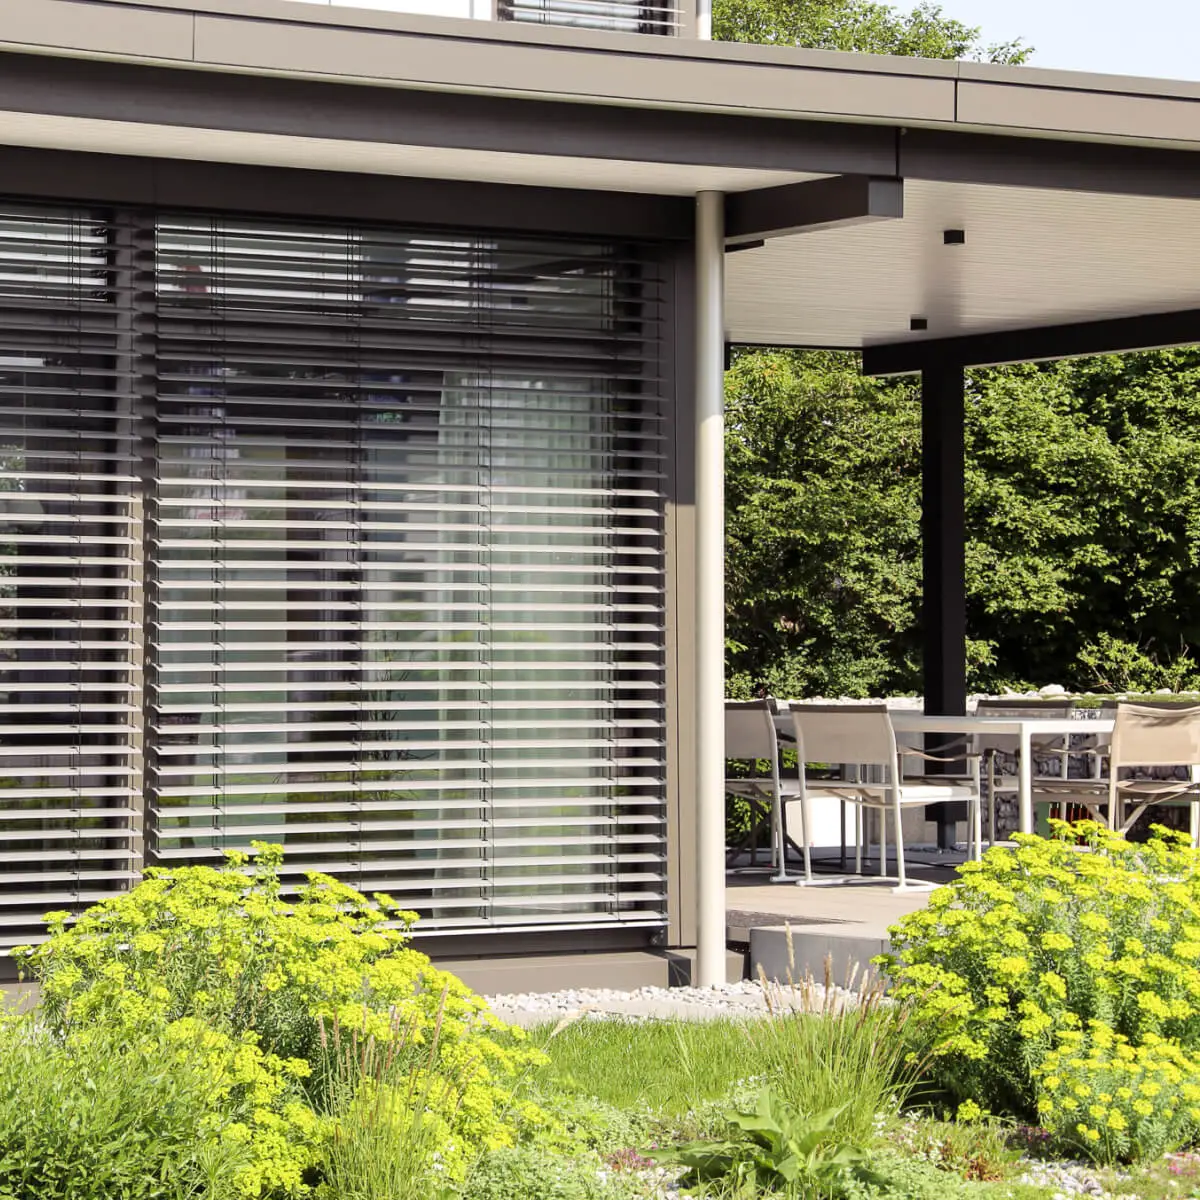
top-left (14, 844), bottom-right (545, 1195)
top-left (878, 821), bottom-right (1200, 1119)
top-left (1033, 1023), bottom-right (1200, 1163)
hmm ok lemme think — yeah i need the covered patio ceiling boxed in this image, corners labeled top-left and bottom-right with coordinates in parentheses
top-left (726, 178), bottom-right (1200, 352)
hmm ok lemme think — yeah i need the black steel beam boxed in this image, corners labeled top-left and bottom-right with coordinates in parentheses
top-left (900, 128), bottom-right (1200, 204)
top-left (863, 307), bottom-right (1200, 376)
top-left (724, 176), bottom-right (904, 246)
top-left (921, 363), bottom-right (967, 850)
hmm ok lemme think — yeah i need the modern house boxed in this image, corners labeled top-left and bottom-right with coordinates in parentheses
top-left (0, 0), bottom-right (1199, 990)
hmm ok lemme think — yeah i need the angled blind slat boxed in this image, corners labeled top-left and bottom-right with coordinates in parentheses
top-left (147, 216), bottom-right (668, 931)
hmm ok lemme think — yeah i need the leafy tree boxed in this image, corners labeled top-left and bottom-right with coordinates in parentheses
top-left (714, 0), bottom-right (1029, 63)
top-left (725, 350), bottom-right (922, 699)
top-left (968, 352), bottom-right (1200, 692)
top-left (726, 347), bottom-right (1200, 699)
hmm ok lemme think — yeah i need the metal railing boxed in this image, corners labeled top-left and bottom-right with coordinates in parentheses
top-left (497, 0), bottom-right (684, 35)
top-left (285, 0), bottom-right (693, 35)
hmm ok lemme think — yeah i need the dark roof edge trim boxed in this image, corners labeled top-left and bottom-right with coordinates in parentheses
top-left (862, 307), bottom-right (1200, 376)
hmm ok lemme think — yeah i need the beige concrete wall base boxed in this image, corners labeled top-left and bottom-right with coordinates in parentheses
top-left (435, 950), bottom-right (675, 995)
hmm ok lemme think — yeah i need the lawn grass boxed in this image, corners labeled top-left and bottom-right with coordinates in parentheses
top-left (523, 1013), bottom-right (1200, 1199)
top-left (522, 1015), bottom-right (1104, 1198)
top-left (527, 1016), bottom-right (767, 1114)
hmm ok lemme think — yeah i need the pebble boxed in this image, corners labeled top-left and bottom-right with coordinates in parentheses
top-left (484, 979), bottom-right (857, 1027)
top-left (1017, 1159), bottom-right (1112, 1197)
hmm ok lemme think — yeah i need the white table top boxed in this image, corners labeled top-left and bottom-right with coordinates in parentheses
top-left (889, 713), bottom-right (1114, 735)
top-left (773, 708), bottom-right (1114, 737)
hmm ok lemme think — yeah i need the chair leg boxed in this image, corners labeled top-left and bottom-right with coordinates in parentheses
top-left (769, 786), bottom-right (794, 884)
top-left (986, 755), bottom-right (997, 846)
top-left (796, 792), bottom-right (813, 885)
top-left (839, 799), bottom-right (847, 872)
top-left (892, 797), bottom-right (906, 889)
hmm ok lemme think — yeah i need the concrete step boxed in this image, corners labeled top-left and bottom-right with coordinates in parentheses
top-left (749, 922), bottom-right (890, 988)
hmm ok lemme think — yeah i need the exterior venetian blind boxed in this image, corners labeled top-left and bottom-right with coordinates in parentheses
top-left (0, 206), bottom-right (142, 950)
top-left (146, 216), bottom-right (668, 932)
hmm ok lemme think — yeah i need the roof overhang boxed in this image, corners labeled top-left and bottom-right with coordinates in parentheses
top-left (2, 0), bottom-right (1200, 358)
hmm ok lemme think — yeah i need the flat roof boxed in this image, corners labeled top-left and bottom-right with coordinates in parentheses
top-left (6, 0), bottom-right (1200, 150)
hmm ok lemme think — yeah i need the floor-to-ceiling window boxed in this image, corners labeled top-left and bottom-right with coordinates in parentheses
top-left (0, 203), bottom-right (668, 947)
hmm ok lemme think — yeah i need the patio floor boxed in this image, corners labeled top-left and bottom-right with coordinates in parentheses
top-left (726, 854), bottom-right (960, 984)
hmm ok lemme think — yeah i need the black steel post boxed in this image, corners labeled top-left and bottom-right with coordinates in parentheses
top-left (921, 362), bottom-right (967, 850)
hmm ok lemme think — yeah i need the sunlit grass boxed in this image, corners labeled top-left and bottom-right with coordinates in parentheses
top-left (525, 1016), bottom-right (766, 1115)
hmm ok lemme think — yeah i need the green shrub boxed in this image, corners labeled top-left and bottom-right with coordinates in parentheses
top-left (16, 844), bottom-right (543, 1194)
top-left (650, 1090), bottom-right (879, 1200)
top-left (530, 1091), bottom-right (655, 1156)
top-left (880, 822), bottom-right (1200, 1118)
top-left (835, 1148), bottom-right (970, 1200)
top-left (461, 1145), bottom-right (649, 1200)
top-left (0, 1017), bottom-right (258, 1200)
top-left (1033, 1025), bottom-right (1200, 1164)
top-left (883, 1112), bottom-right (1017, 1183)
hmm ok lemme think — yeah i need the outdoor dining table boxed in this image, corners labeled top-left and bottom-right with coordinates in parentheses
top-left (775, 709), bottom-right (1116, 836)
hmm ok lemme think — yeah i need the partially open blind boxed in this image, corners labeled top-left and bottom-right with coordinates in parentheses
top-left (0, 207), bottom-right (142, 950)
top-left (148, 218), bottom-right (667, 930)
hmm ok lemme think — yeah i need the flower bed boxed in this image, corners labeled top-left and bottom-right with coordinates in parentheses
top-left (9, 827), bottom-right (1200, 1199)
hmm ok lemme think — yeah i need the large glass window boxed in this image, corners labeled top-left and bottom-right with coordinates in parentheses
top-left (0, 207), bottom-right (667, 945)
top-left (0, 208), bottom-right (140, 951)
top-left (146, 218), bottom-right (667, 932)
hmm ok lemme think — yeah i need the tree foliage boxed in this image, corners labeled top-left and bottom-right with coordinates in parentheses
top-left (714, 0), bottom-right (1029, 62)
top-left (726, 350), bottom-right (1200, 698)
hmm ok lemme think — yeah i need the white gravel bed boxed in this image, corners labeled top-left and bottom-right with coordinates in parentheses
top-left (484, 979), bottom-right (857, 1026)
top-left (1017, 1159), bottom-right (1115, 1197)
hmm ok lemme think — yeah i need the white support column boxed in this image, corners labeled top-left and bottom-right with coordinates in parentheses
top-left (696, 0), bottom-right (712, 40)
top-left (694, 190), bottom-right (725, 987)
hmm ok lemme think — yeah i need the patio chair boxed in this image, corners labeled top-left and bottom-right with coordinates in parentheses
top-left (790, 703), bottom-right (982, 892)
top-left (972, 697), bottom-right (1075, 843)
top-left (725, 698), bottom-right (801, 882)
top-left (1038, 702), bottom-right (1200, 839)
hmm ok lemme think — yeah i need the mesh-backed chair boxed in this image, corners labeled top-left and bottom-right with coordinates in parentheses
top-left (1027, 702), bottom-right (1200, 839)
top-left (790, 704), bottom-right (982, 892)
top-left (725, 698), bottom-right (801, 882)
top-left (973, 697), bottom-right (1075, 843)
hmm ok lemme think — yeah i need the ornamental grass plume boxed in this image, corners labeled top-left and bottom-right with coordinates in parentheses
top-left (751, 948), bottom-right (931, 1148)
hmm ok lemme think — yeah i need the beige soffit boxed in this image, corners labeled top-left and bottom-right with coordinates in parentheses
top-left (726, 178), bottom-right (1200, 348)
top-left (0, 108), bottom-right (821, 193)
